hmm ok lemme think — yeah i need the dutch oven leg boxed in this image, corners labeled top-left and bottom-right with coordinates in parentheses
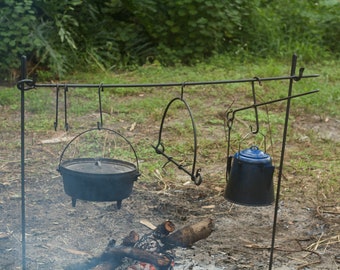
top-left (117, 200), bottom-right (122, 209)
top-left (72, 197), bottom-right (77, 207)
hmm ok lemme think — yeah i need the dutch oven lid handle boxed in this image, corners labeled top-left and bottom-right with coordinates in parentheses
top-left (57, 127), bottom-right (139, 171)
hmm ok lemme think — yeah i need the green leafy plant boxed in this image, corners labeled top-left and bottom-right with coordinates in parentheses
top-left (126, 0), bottom-right (252, 65)
top-left (234, 0), bottom-right (340, 60)
top-left (0, 0), bottom-right (38, 81)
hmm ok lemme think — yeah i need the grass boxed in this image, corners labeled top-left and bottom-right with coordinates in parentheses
top-left (2, 55), bottom-right (338, 118)
top-left (0, 55), bottom-right (339, 201)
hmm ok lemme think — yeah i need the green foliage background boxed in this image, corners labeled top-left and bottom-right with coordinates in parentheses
top-left (0, 0), bottom-right (339, 81)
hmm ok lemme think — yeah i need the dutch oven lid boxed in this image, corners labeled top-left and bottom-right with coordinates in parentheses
top-left (235, 146), bottom-right (271, 164)
top-left (60, 158), bottom-right (137, 175)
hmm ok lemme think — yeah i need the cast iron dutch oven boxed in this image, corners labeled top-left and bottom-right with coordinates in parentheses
top-left (57, 128), bottom-right (140, 209)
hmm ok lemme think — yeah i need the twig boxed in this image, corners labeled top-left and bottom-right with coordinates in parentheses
top-left (317, 205), bottom-right (340, 216)
top-left (140, 219), bottom-right (157, 230)
top-left (306, 234), bottom-right (340, 251)
top-left (296, 250), bottom-right (322, 270)
top-left (243, 238), bottom-right (324, 269)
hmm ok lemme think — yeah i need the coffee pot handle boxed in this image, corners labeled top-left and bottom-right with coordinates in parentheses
top-left (226, 155), bottom-right (233, 181)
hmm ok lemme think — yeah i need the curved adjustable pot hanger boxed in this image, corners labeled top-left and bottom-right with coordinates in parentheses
top-left (152, 83), bottom-right (202, 185)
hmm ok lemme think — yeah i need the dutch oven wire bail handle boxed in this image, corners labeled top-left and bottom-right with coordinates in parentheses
top-left (57, 127), bottom-right (140, 174)
top-left (152, 82), bottom-right (202, 185)
top-left (57, 82), bottom-right (139, 173)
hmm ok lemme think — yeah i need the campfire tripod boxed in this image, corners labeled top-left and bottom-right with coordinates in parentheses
top-left (17, 54), bottom-right (318, 270)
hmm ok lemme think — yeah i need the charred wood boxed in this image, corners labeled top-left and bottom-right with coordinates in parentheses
top-left (162, 218), bottom-right (214, 249)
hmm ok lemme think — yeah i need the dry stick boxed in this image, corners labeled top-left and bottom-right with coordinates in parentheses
top-left (140, 219), bottom-right (157, 230)
top-left (243, 238), bottom-right (323, 269)
top-left (295, 239), bottom-right (323, 269)
top-left (306, 235), bottom-right (340, 251)
top-left (317, 205), bottom-right (340, 216)
top-left (296, 250), bottom-right (322, 270)
top-left (153, 169), bottom-right (169, 192)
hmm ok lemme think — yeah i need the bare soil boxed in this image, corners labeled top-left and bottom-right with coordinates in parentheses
top-left (0, 87), bottom-right (339, 270)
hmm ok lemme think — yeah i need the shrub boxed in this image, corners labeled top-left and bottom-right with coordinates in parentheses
top-left (232, 0), bottom-right (340, 60)
top-left (0, 0), bottom-right (38, 81)
top-left (0, 0), bottom-right (339, 79)
top-left (126, 0), bottom-right (253, 65)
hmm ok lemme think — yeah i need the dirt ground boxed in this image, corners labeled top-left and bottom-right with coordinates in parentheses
top-left (0, 87), bottom-right (339, 270)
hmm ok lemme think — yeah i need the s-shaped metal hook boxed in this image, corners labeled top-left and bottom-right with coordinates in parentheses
top-left (250, 77), bottom-right (262, 134)
top-left (64, 85), bottom-right (69, 131)
top-left (97, 83), bottom-right (104, 129)
top-left (54, 84), bottom-right (60, 131)
top-left (180, 81), bottom-right (186, 100)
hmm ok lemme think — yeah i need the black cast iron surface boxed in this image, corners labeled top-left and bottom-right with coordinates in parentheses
top-left (59, 158), bottom-right (139, 208)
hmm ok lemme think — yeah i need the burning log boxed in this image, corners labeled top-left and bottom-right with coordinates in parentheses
top-left (154, 220), bottom-right (176, 238)
top-left (102, 246), bottom-right (173, 268)
top-left (122, 230), bottom-right (140, 247)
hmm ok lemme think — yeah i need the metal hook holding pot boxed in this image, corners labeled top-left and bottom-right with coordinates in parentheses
top-left (294, 67), bottom-right (305, 82)
top-left (54, 84), bottom-right (60, 131)
top-left (250, 77), bottom-right (261, 134)
top-left (180, 81), bottom-right (186, 99)
top-left (64, 85), bottom-right (69, 131)
top-left (97, 83), bottom-right (104, 129)
top-left (289, 54), bottom-right (305, 82)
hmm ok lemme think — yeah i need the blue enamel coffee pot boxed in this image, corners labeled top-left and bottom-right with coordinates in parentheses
top-left (224, 145), bottom-right (275, 206)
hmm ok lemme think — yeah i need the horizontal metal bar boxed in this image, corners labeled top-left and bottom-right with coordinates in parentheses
top-left (232, 89), bottom-right (319, 113)
top-left (29, 74), bottom-right (319, 89)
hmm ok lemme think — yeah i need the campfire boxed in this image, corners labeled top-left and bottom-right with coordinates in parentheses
top-left (79, 218), bottom-right (214, 270)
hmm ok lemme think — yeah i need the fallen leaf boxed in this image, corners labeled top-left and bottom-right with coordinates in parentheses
top-left (129, 122), bottom-right (137, 131)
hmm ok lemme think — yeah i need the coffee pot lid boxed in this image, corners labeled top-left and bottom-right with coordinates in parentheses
top-left (235, 145), bottom-right (271, 164)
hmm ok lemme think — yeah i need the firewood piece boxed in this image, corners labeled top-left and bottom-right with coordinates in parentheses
top-left (140, 219), bottom-right (157, 230)
top-left (163, 218), bottom-right (214, 248)
top-left (122, 231), bottom-right (140, 247)
top-left (102, 246), bottom-right (172, 268)
top-left (153, 220), bottom-right (175, 239)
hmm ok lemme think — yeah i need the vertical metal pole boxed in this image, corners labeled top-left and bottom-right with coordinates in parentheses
top-left (268, 54), bottom-right (297, 269)
top-left (20, 56), bottom-right (27, 270)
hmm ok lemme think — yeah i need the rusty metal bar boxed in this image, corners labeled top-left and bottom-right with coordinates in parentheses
top-left (17, 74), bottom-right (319, 91)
